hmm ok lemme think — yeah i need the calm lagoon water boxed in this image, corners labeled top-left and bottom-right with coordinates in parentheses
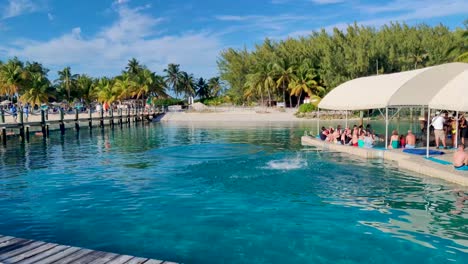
top-left (0, 122), bottom-right (467, 263)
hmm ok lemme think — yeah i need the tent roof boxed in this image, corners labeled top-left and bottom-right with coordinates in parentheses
top-left (318, 62), bottom-right (468, 110)
top-left (429, 68), bottom-right (468, 111)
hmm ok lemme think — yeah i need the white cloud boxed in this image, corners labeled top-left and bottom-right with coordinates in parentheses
top-left (0, 3), bottom-right (222, 78)
top-left (47, 12), bottom-right (54, 21)
top-left (2, 0), bottom-right (39, 19)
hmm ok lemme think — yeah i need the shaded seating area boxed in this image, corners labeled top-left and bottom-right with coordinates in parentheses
top-left (317, 62), bottom-right (468, 158)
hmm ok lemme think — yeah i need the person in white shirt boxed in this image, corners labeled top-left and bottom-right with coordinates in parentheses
top-left (432, 111), bottom-right (447, 149)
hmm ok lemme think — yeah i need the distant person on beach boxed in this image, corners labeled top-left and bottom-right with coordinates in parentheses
top-left (453, 144), bottom-right (468, 170)
top-left (431, 111), bottom-right (447, 149)
top-left (460, 116), bottom-right (468, 146)
top-left (405, 130), bottom-right (416, 149)
top-left (24, 104), bottom-right (29, 122)
top-left (10, 104), bottom-right (17, 122)
top-left (388, 130), bottom-right (399, 149)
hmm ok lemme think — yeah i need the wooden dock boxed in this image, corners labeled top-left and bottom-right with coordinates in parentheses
top-left (0, 108), bottom-right (163, 146)
top-left (0, 235), bottom-right (177, 264)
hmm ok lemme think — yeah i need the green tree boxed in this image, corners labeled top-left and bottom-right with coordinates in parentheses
top-left (195, 77), bottom-right (209, 99)
top-left (56, 66), bottom-right (78, 101)
top-left (164, 63), bottom-right (182, 97)
top-left (207, 77), bottom-right (222, 97)
top-left (0, 57), bottom-right (25, 98)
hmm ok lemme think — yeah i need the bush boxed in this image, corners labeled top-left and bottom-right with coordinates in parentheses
top-left (297, 103), bottom-right (316, 113)
top-left (152, 98), bottom-right (184, 107)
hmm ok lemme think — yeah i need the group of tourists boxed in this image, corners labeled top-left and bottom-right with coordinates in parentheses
top-left (320, 124), bottom-right (377, 148)
top-left (430, 111), bottom-right (468, 149)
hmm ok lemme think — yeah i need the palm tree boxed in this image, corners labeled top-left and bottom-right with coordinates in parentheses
top-left (76, 74), bottom-right (95, 104)
top-left (207, 77), bottom-right (222, 97)
top-left (195, 77), bottom-right (209, 100)
top-left (0, 57), bottom-right (25, 98)
top-left (113, 73), bottom-right (135, 102)
top-left (126, 58), bottom-right (143, 75)
top-left (150, 74), bottom-right (168, 99)
top-left (288, 63), bottom-right (325, 107)
top-left (56, 66), bottom-right (78, 101)
top-left (273, 58), bottom-right (294, 107)
top-left (163, 63), bottom-right (182, 97)
top-left (20, 72), bottom-right (53, 106)
top-left (94, 77), bottom-right (117, 104)
top-left (179, 71), bottom-right (195, 99)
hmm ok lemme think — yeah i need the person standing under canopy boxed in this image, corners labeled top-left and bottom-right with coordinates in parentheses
top-left (432, 111), bottom-right (447, 149)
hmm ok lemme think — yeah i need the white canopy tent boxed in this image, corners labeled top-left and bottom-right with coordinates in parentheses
top-left (317, 62), bottom-right (468, 154)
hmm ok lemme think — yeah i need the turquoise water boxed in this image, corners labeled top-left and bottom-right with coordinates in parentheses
top-left (0, 122), bottom-right (467, 263)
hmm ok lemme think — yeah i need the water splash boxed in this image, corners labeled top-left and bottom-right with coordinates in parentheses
top-left (266, 154), bottom-right (308, 170)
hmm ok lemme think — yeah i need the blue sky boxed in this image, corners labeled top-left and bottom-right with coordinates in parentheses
top-left (0, 0), bottom-right (467, 79)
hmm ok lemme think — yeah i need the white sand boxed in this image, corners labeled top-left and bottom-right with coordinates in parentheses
top-left (160, 110), bottom-right (309, 122)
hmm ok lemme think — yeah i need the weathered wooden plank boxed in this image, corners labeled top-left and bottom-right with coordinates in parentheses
top-left (51, 248), bottom-right (94, 263)
top-left (0, 242), bottom-right (57, 263)
top-left (0, 236), bottom-right (14, 244)
top-left (143, 259), bottom-right (163, 264)
top-left (0, 238), bottom-right (33, 254)
top-left (26, 246), bottom-right (80, 264)
top-left (105, 254), bottom-right (134, 264)
top-left (0, 241), bottom-right (46, 261)
top-left (125, 257), bottom-right (150, 264)
top-left (15, 245), bottom-right (70, 264)
top-left (84, 251), bottom-right (120, 264)
top-left (68, 250), bottom-right (108, 264)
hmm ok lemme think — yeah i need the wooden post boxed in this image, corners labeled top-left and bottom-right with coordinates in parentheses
top-left (41, 110), bottom-right (46, 139)
top-left (26, 126), bottom-right (30, 142)
top-left (46, 124), bottom-right (50, 138)
top-left (110, 108), bottom-right (114, 127)
top-left (0, 109), bottom-right (4, 123)
top-left (118, 108), bottom-right (122, 125)
top-left (59, 108), bottom-right (65, 135)
top-left (88, 109), bottom-right (93, 129)
top-left (1, 127), bottom-right (6, 146)
top-left (19, 107), bottom-right (25, 141)
top-left (75, 108), bottom-right (80, 132)
top-left (100, 106), bottom-right (104, 128)
top-left (127, 107), bottom-right (130, 124)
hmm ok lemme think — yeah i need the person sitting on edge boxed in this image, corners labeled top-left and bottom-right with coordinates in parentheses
top-left (366, 124), bottom-right (373, 135)
top-left (399, 135), bottom-right (406, 148)
top-left (363, 131), bottom-right (374, 148)
top-left (405, 130), bottom-right (416, 149)
top-left (432, 111), bottom-right (447, 149)
top-left (453, 144), bottom-right (468, 170)
top-left (352, 127), bottom-right (359, 147)
top-left (388, 130), bottom-right (399, 149)
top-left (320, 126), bottom-right (328, 141)
top-left (358, 130), bottom-right (365, 148)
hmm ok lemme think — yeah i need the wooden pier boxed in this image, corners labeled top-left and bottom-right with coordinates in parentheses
top-left (0, 108), bottom-right (162, 146)
top-left (0, 235), bottom-right (177, 264)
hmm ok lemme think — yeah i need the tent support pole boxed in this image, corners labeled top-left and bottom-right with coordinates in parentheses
top-left (455, 111), bottom-right (459, 147)
top-left (317, 107), bottom-right (320, 136)
top-left (385, 107), bottom-right (389, 149)
top-left (426, 108), bottom-right (431, 158)
top-left (345, 110), bottom-right (348, 128)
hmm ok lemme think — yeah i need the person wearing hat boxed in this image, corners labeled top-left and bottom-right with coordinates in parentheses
top-left (431, 111), bottom-right (447, 149)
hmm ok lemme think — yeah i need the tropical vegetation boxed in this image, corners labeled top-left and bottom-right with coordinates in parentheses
top-left (0, 58), bottom-right (221, 109)
top-left (218, 21), bottom-right (468, 107)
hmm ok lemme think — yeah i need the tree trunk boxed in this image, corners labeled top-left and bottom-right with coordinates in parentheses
top-left (282, 83), bottom-right (286, 107)
top-left (296, 90), bottom-right (303, 108)
top-left (267, 87), bottom-right (272, 107)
